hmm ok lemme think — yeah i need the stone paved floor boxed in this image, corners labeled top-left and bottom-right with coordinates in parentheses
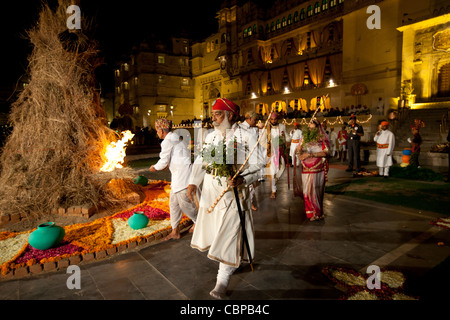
top-left (0, 161), bottom-right (449, 312)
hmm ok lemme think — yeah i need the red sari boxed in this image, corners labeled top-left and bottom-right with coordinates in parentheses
top-left (293, 130), bottom-right (329, 220)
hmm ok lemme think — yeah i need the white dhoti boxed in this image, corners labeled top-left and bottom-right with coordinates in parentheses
top-left (169, 188), bottom-right (198, 229)
top-left (191, 174), bottom-right (255, 267)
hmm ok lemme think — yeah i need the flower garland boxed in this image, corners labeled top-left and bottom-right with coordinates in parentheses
top-left (0, 180), bottom-right (187, 276)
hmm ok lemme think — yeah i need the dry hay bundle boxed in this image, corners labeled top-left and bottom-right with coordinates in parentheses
top-left (0, 0), bottom-right (135, 217)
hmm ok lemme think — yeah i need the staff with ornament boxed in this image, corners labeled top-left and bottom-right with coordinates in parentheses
top-left (186, 98), bottom-right (264, 300)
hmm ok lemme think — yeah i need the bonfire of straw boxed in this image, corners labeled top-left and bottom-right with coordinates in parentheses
top-left (0, 0), bottom-right (138, 219)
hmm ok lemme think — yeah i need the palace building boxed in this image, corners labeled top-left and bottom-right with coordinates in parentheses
top-left (113, 0), bottom-right (450, 129)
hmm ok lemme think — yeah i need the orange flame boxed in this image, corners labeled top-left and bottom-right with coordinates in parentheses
top-left (100, 130), bottom-right (135, 172)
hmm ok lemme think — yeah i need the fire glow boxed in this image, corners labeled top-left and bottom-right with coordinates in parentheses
top-left (100, 130), bottom-right (135, 172)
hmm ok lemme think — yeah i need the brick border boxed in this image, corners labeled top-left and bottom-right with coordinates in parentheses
top-left (0, 219), bottom-right (192, 281)
top-left (0, 204), bottom-right (98, 229)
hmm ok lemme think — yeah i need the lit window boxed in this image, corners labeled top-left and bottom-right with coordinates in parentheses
top-left (300, 8), bottom-right (305, 20)
top-left (294, 11), bottom-right (299, 23)
top-left (330, 0), bottom-right (336, 6)
top-left (276, 19), bottom-right (281, 29)
top-left (123, 82), bottom-right (129, 90)
top-left (115, 69), bottom-right (120, 77)
top-left (271, 21), bottom-right (275, 32)
top-left (248, 27), bottom-right (252, 36)
top-left (322, 0), bottom-right (328, 11)
top-left (159, 75), bottom-right (164, 83)
top-left (244, 28), bottom-right (248, 38)
top-left (307, 5), bottom-right (313, 17)
top-left (253, 25), bottom-right (257, 34)
top-left (123, 63), bottom-right (129, 71)
top-left (314, 2), bottom-right (321, 14)
top-left (158, 55), bottom-right (165, 64)
top-left (134, 77), bottom-right (138, 85)
top-left (282, 17), bottom-right (287, 28)
top-left (287, 14), bottom-right (292, 25)
top-left (182, 78), bottom-right (190, 86)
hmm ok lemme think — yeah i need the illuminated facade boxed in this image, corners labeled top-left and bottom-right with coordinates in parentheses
top-left (114, 0), bottom-right (450, 128)
top-left (114, 37), bottom-right (193, 128)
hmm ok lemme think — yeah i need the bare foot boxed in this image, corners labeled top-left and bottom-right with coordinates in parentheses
top-left (251, 204), bottom-right (258, 211)
top-left (162, 229), bottom-right (180, 241)
top-left (189, 223), bottom-right (195, 233)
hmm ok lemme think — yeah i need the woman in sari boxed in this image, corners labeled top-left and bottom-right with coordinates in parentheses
top-left (294, 119), bottom-right (330, 221)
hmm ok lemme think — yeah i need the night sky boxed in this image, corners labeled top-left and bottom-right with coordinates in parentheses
top-left (0, 0), bottom-right (223, 98)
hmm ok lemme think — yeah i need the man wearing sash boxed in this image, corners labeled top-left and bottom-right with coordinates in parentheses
top-left (374, 121), bottom-right (395, 178)
top-left (187, 98), bottom-right (262, 299)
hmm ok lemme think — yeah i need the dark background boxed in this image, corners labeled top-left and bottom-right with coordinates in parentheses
top-left (0, 0), bottom-right (224, 100)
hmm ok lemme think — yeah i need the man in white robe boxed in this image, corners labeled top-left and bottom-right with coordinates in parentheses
top-left (374, 121), bottom-right (395, 178)
top-left (289, 122), bottom-right (303, 160)
top-left (150, 118), bottom-right (198, 241)
top-left (187, 98), bottom-right (263, 299)
top-left (266, 112), bottom-right (290, 198)
top-left (239, 111), bottom-right (264, 211)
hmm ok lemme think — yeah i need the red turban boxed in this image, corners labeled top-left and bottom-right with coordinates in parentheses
top-left (212, 98), bottom-right (239, 115)
top-left (381, 121), bottom-right (389, 126)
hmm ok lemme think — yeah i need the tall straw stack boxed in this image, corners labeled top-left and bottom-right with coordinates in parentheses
top-left (0, 0), bottom-right (134, 218)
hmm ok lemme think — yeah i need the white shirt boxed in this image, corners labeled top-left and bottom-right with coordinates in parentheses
top-left (154, 131), bottom-right (192, 193)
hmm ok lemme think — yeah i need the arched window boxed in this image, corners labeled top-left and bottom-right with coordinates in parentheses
top-left (330, 0), bottom-right (336, 7)
top-left (294, 11), bottom-right (299, 23)
top-left (243, 28), bottom-right (248, 38)
top-left (307, 5), bottom-right (313, 17)
top-left (276, 19), bottom-right (281, 29)
top-left (300, 8), bottom-right (305, 20)
top-left (266, 24), bottom-right (270, 34)
top-left (287, 14), bottom-right (292, 25)
top-left (282, 17), bottom-right (287, 28)
top-left (253, 24), bottom-right (257, 34)
top-left (248, 27), bottom-right (252, 36)
top-left (322, 0), bottom-right (328, 11)
top-left (314, 2), bottom-right (321, 14)
top-left (271, 21), bottom-right (275, 32)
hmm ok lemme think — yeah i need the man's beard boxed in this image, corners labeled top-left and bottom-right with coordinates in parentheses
top-left (213, 116), bottom-right (231, 135)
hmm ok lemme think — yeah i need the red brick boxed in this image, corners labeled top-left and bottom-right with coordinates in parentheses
top-left (69, 255), bottom-right (81, 265)
top-left (95, 250), bottom-right (107, 260)
top-left (10, 214), bottom-right (21, 223)
top-left (127, 241), bottom-right (137, 250)
top-left (117, 244), bottom-right (127, 253)
top-left (106, 247), bottom-right (117, 256)
top-left (57, 258), bottom-right (70, 269)
top-left (14, 266), bottom-right (29, 278)
top-left (1, 270), bottom-right (14, 280)
top-left (81, 205), bottom-right (96, 216)
top-left (43, 261), bottom-right (57, 272)
top-left (29, 263), bottom-right (43, 274)
top-left (82, 252), bottom-right (95, 262)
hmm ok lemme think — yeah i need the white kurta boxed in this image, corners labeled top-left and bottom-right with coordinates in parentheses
top-left (289, 129), bottom-right (303, 158)
top-left (189, 124), bottom-right (263, 267)
top-left (153, 131), bottom-right (192, 193)
top-left (268, 123), bottom-right (290, 179)
top-left (374, 129), bottom-right (395, 167)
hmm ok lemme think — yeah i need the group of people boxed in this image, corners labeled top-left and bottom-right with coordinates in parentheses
top-left (148, 97), bottom-right (332, 299)
top-left (147, 96), bottom-right (426, 299)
